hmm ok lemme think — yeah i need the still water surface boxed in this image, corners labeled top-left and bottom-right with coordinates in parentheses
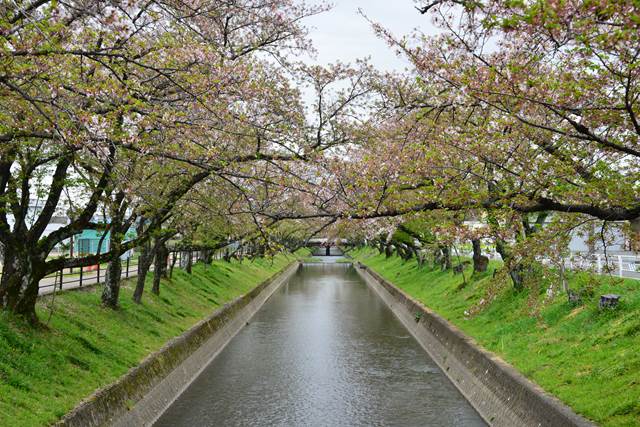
top-left (155, 261), bottom-right (485, 427)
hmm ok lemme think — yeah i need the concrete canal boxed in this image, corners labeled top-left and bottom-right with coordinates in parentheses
top-left (154, 260), bottom-right (485, 426)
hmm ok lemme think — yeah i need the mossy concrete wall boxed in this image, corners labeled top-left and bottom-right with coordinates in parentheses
top-left (355, 262), bottom-right (595, 427)
top-left (58, 261), bottom-right (301, 427)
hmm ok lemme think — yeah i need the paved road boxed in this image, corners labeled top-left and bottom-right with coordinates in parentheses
top-left (38, 253), bottom-right (199, 295)
top-left (38, 262), bottom-right (142, 296)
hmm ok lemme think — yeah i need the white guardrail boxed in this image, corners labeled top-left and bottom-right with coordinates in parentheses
top-left (561, 253), bottom-right (640, 280)
top-left (464, 251), bottom-right (640, 280)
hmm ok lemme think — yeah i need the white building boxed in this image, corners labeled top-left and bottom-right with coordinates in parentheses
top-left (4, 198), bottom-right (71, 255)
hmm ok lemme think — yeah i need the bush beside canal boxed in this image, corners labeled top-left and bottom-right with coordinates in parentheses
top-left (352, 247), bottom-right (640, 427)
top-left (0, 252), bottom-right (305, 426)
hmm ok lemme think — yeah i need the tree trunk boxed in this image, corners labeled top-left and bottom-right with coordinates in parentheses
top-left (400, 244), bottom-right (414, 261)
top-left (152, 239), bottom-right (169, 295)
top-left (471, 239), bottom-right (489, 273)
top-left (101, 252), bottom-right (122, 309)
top-left (100, 191), bottom-right (130, 309)
top-left (102, 225), bottom-right (124, 309)
top-left (384, 244), bottom-right (393, 258)
top-left (0, 250), bottom-right (46, 324)
top-left (495, 239), bottom-right (525, 290)
top-left (169, 251), bottom-right (178, 278)
top-left (438, 245), bottom-right (452, 271)
top-left (415, 248), bottom-right (425, 268)
top-left (396, 244), bottom-right (406, 260)
top-left (185, 251), bottom-right (193, 274)
top-left (486, 166), bottom-right (524, 290)
top-left (132, 239), bottom-right (153, 304)
top-left (204, 249), bottom-right (213, 265)
top-left (508, 266), bottom-right (525, 291)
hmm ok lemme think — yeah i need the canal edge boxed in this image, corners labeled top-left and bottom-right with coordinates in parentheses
top-left (56, 260), bottom-right (302, 427)
top-left (354, 262), bottom-right (596, 427)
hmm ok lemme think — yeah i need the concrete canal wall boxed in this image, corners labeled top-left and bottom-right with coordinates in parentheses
top-left (57, 261), bottom-right (301, 427)
top-left (355, 262), bottom-right (595, 427)
top-left (58, 258), bottom-right (595, 427)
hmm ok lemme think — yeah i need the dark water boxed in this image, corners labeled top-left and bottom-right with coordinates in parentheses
top-left (155, 263), bottom-right (485, 427)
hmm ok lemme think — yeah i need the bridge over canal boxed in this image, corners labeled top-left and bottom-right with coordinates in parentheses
top-left (307, 238), bottom-right (345, 257)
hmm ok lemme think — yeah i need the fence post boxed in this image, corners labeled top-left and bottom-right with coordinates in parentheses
top-left (126, 257), bottom-right (130, 278)
top-left (79, 266), bottom-right (83, 288)
top-left (618, 255), bottom-right (624, 278)
top-left (97, 263), bottom-right (101, 284)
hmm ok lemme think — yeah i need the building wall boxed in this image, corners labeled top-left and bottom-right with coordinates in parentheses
top-left (74, 230), bottom-right (111, 256)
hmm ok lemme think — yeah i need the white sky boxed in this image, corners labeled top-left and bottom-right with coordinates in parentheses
top-left (303, 0), bottom-right (438, 72)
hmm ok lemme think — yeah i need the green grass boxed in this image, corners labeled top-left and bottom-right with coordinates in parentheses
top-left (0, 251), bottom-right (305, 426)
top-left (352, 247), bottom-right (640, 427)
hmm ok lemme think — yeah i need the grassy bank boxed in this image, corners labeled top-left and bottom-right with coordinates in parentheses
top-left (352, 247), bottom-right (640, 427)
top-left (0, 252), bottom-right (304, 426)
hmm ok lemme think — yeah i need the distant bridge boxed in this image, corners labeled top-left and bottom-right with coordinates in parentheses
top-left (307, 238), bottom-right (346, 256)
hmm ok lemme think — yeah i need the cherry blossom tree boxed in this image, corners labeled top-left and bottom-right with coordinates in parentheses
top-left (0, 0), bottom-right (326, 321)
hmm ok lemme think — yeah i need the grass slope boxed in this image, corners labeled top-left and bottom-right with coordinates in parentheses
top-left (0, 252), bottom-right (303, 426)
top-left (352, 247), bottom-right (640, 427)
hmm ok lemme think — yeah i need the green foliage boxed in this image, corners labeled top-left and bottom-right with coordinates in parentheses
top-left (354, 248), bottom-right (640, 427)
top-left (0, 252), bottom-right (305, 426)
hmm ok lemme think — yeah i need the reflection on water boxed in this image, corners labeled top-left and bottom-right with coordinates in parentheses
top-left (155, 263), bottom-right (485, 427)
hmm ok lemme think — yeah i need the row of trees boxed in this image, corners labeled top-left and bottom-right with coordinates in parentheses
top-left (240, 0), bottom-right (640, 292)
top-left (0, 0), bottom-right (376, 323)
top-left (1, 0), bottom-right (638, 323)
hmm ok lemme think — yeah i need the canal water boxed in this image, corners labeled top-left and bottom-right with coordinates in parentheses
top-left (155, 261), bottom-right (485, 426)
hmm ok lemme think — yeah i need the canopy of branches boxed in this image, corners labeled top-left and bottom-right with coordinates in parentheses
top-left (1, 0), bottom-right (638, 322)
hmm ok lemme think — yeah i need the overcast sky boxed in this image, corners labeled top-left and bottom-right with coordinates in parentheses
top-left (303, 0), bottom-right (437, 72)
